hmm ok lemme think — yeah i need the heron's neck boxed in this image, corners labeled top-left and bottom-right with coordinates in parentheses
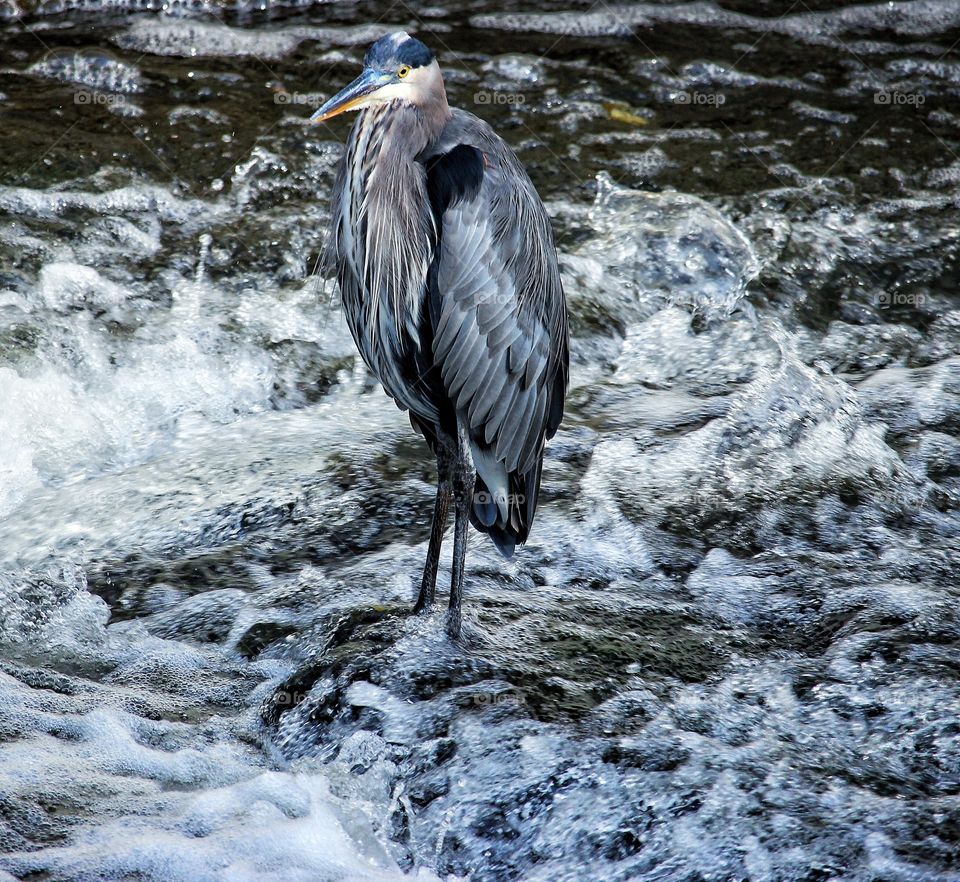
top-left (352, 102), bottom-right (449, 170)
top-left (408, 59), bottom-right (452, 147)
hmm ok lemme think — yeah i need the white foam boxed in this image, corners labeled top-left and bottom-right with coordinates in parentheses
top-left (0, 171), bottom-right (353, 522)
top-left (27, 48), bottom-right (142, 93)
top-left (582, 323), bottom-right (919, 526)
top-left (0, 183), bottom-right (215, 226)
top-left (564, 173), bottom-right (759, 324)
top-left (0, 322), bottom-right (274, 519)
top-left (114, 20), bottom-right (397, 59)
top-left (472, 0), bottom-right (960, 44)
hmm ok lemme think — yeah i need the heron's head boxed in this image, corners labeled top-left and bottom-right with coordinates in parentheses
top-left (310, 32), bottom-right (446, 124)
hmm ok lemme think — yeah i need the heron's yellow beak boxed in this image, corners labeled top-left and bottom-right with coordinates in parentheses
top-left (310, 69), bottom-right (392, 123)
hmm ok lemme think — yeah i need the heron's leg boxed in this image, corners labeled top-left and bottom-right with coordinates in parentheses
top-left (447, 434), bottom-right (473, 639)
top-left (413, 450), bottom-right (452, 614)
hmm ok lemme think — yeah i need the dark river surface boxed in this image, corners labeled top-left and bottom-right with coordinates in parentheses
top-left (1, 1), bottom-right (960, 880)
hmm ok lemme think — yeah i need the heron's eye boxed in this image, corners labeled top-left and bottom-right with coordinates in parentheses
top-left (397, 65), bottom-right (410, 79)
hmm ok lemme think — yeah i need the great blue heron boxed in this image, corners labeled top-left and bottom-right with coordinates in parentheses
top-left (310, 32), bottom-right (568, 638)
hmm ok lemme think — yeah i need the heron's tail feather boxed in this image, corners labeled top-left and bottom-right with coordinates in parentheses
top-left (415, 414), bottom-right (547, 558)
top-left (469, 458), bottom-right (544, 559)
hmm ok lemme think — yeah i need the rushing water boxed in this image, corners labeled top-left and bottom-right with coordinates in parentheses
top-left (1, 1), bottom-right (960, 880)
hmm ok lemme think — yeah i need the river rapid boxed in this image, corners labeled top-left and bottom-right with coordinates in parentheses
top-left (1, 2), bottom-right (960, 881)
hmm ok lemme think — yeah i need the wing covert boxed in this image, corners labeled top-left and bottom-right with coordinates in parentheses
top-left (425, 137), bottom-right (568, 480)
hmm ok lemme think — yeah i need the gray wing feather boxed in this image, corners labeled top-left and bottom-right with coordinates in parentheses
top-left (430, 141), bottom-right (566, 476)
